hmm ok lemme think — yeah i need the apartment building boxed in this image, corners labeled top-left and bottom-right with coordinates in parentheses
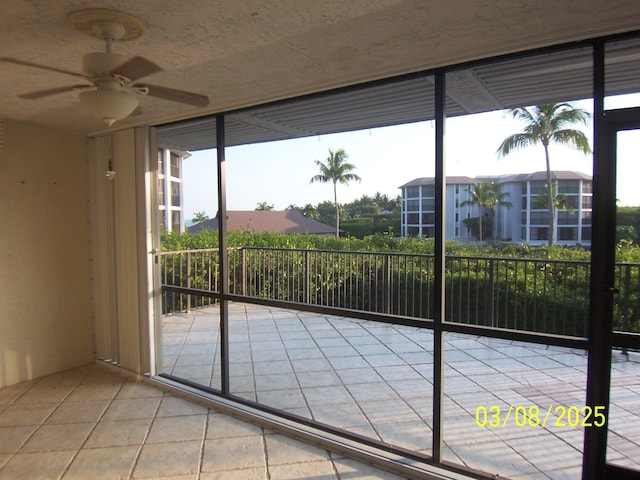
top-left (401, 171), bottom-right (593, 244)
top-left (157, 148), bottom-right (189, 232)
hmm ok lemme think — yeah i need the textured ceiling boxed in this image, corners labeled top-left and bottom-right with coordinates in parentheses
top-left (2, 0), bottom-right (640, 135)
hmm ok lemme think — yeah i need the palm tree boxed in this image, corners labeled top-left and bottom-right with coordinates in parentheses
top-left (310, 148), bottom-right (361, 236)
top-left (460, 182), bottom-right (512, 245)
top-left (497, 103), bottom-right (591, 246)
top-left (192, 211), bottom-right (209, 224)
top-left (255, 201), bottom-right (274, 211)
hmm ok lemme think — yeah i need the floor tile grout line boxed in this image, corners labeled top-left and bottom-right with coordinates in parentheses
top-left (125, 389), bottom-right (165, 480)
top-left (195, 403), bottom-right (211, 480)
top-left (0, 365), bottom-right (95, 479)
top-left (57, 371), bottom-right (129, 480)
top-left (261, 426), bottom-right (272, 480)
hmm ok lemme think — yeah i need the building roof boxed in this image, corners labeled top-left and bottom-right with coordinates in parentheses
top-left (400, 171), bottom-right (592, 188)
top-left (400, 176), bottom-right (478, 188)
top-left (505, 171), bottom-right (593, 182)
top-left (188, 211), bottom-right (337, 235)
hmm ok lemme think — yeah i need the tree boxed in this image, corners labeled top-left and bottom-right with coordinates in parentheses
top-left (255, 201), bottom-right (274, 211)
top-left (192, 211), bottom-right (209, 224)
top-left (310, 148), bottom-right (361, 236)
top-left (460, 182), bottom-right (512, 245)
top-left (286, 203), bottom-right (319, 219)
top-left (497, 103), bottom-right (592, 246)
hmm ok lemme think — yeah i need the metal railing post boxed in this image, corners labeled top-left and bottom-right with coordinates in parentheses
top-left (489, 258), bottom-right (495, 327)
top-left (186, 250), bottom-right (191, 312)
top-left (304, 249), bottom-right (310, 304)
top-left (241, 247), bottom-right (247, 296)
top-left (384, 254), bottom-right (391, 314)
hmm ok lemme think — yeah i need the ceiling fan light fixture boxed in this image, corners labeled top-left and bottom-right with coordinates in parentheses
top-left (79, 89), bottom-right (139, 126)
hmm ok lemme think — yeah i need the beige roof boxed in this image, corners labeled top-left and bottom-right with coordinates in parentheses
top-left (188, 211), bottom-right (336, 235)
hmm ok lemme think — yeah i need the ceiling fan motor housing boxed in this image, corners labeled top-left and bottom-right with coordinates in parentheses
top-left (82, 52), bottom-right (127, 77)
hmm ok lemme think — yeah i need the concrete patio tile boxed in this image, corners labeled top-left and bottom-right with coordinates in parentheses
top-left (334, 368), bottom-right (383, 385)
top-left (207, 412), bottom-right (264, 439)
top-left (347, 382), bottom-right (400, 403)
top-left (342, 334), bottom-right (384, 346)
top-left (395, 351), bottom-right (434, 365)
top-left (20, 422), bottom-right (94, 452)
top-left (253, 360), bottom-right (293, 375)
top-left (354, 343), bottom-right (392, 355)
top-left (201, 435), bottom-right (265, 472)
top-left (385, 341), bottom-right (428, 354)
top-left (0, 425), bottom-right (37, 453)
top-left (53, 400), bottom-right (109, 426)
top-left (64, 445), bottom-right (139, 480)
top-left (65, 382), bottom-right (123, 403)
top-left (278, 329), bottom-right (312, 339)
top-left (175, 352), bottom-right (218, 367)
top-left (12, 384), bottom-right (75, 406)
top-left (359, 399), bottom-right (421, 425)
top-left (255, 373), bottom-right (300, 391)
top-left (133, 440), bottom-right (202, 478)
top-left (309, 403), bottom-right (371, 429)
top-left (103, 397), bottom-right (161, 421)
top-left (387, 379), bottom-right (432, 399)
top-left (319, 345), bottom-right (360, 357)
top-left (374, 366), bottom-right (422, 382)
top-left (332, 456), bottom-right (411, 480)
top-left (446, 440), bottom-right (539, 478)
top-left (267, 460), bottom-right (337, 480)
top-left (200, 467), bottom-right (267, 479)
top-left (285, 342), bottom-right (324, 354)
top-left (160, 304), bottom-right (640, 476)
top-left (296, 371), bottom-right (342, 389)
top-left (282, 339), bottom-right (317, 351)
top-left (304, 386), bottom-right (354, 406)
top-left (327, 355), bottom-right (370, 370)
top-left (156, 395), bottom-right (209, 417)
top-left (251, 349), bottom-right (289, 362)
top-left (0, 403), bottom-right (57, 426)
top-left (257, 388), bottom-right (306, 410)
top-left (376, 420), bottom-right (433, 451)
top-left (314, 337), bottom-right (351, 348)
top-left (265, 432), bottom-right (331, 465)
top-left (170, 364), bottom-right (214, 379)
top-left (0, 450), bottom-right (76, 480)
top-left (291, 357), bottom-right (333, 373)
top-left (363, 353), bottom-right (406, 368)
top-left (84, 418), bottom-right (152, 448)
top-left (146, 414), bottom-right (207, 443)
top-left (508, 434), bottom-right (584, 472)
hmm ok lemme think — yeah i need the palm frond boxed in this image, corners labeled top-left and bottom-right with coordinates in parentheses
top-left (497, 133), bottom-right (538, 156)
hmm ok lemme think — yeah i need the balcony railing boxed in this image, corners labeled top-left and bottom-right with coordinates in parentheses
top-left (161, 247), bottom-right (640, 336)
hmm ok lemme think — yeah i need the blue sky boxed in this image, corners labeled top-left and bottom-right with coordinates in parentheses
top-left (182, 96), bottom-right (640, 221)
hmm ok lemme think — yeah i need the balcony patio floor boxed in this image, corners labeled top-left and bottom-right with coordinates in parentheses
top-left (161, 302), bottom-right (640, 480)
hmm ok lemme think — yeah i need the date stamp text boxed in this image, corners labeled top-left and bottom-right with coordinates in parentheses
top-left (475, 405), bottom-right (606, 428)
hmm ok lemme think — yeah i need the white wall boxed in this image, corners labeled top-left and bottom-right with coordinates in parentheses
top-left (0, 119), bottom-right (93, 387)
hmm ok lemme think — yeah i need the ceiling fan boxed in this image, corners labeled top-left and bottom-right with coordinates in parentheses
top-left (1, 8), bottom-right (209, 126)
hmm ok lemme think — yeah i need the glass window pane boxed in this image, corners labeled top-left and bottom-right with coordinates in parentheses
top-left (443, 333), bottom-right (587, 478)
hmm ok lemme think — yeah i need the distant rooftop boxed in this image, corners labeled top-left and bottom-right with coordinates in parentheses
top-left (187, 210), bottom-right (337, 235)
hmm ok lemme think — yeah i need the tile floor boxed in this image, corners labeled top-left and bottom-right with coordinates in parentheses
top-left (161, 302), bottom-right (640, 480)
top-left (0, 364), bottom-right (411, 479)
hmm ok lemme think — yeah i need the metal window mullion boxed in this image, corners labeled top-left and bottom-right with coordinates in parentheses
top-left (432, 69), bottom-right (445, 463)
top-left (216, 115), bottom-right (230, 396)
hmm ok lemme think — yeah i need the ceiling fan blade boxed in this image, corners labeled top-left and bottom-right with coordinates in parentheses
top-left (1, 57), bottom-right (87, 79)
top-left (138, 83), bottom-right (209, 107)
top-left (19, 84), bottom-right (89, 99)
top-left (111, 56), bottom-right (161, 82)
